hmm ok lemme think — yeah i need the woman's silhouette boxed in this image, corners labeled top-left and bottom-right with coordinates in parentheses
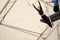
top-left (32, 1), bottom-right (52, 28)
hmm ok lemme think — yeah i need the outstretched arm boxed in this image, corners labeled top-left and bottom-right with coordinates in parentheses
top-left (32, 4), bottom-right (39, 11)
top-left (37, 1), bottom-right (44, 15)
top-left (37, 1), bottom-right (43, 11)
top-left (38, 1), bottom-right (41, 6)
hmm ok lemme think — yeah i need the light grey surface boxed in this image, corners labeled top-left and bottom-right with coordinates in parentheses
top-left (0, 25), bottom-right (37, 40)
top-left (0, 0), bottom-right (60, 40)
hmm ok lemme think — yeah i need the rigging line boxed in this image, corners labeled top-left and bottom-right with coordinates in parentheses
top-left (45, 25), bottom-right (57, 38)
top-left (0, 23), bottom-right (40, 37)
top-left (0, 0), bottom-right (17, 23)
top-left (0, 0), bottom-right (10, 14)
top-left (36, 27), bottom-right (48, 40)
top-left (57, 26), bottom-right (60, 40)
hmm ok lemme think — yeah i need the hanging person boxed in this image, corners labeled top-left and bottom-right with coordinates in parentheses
top-left (32, 1), bottom-right (52, 28)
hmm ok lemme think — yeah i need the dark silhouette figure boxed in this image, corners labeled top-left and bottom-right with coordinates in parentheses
top-left (32, 1), bottom-right (52, 28)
